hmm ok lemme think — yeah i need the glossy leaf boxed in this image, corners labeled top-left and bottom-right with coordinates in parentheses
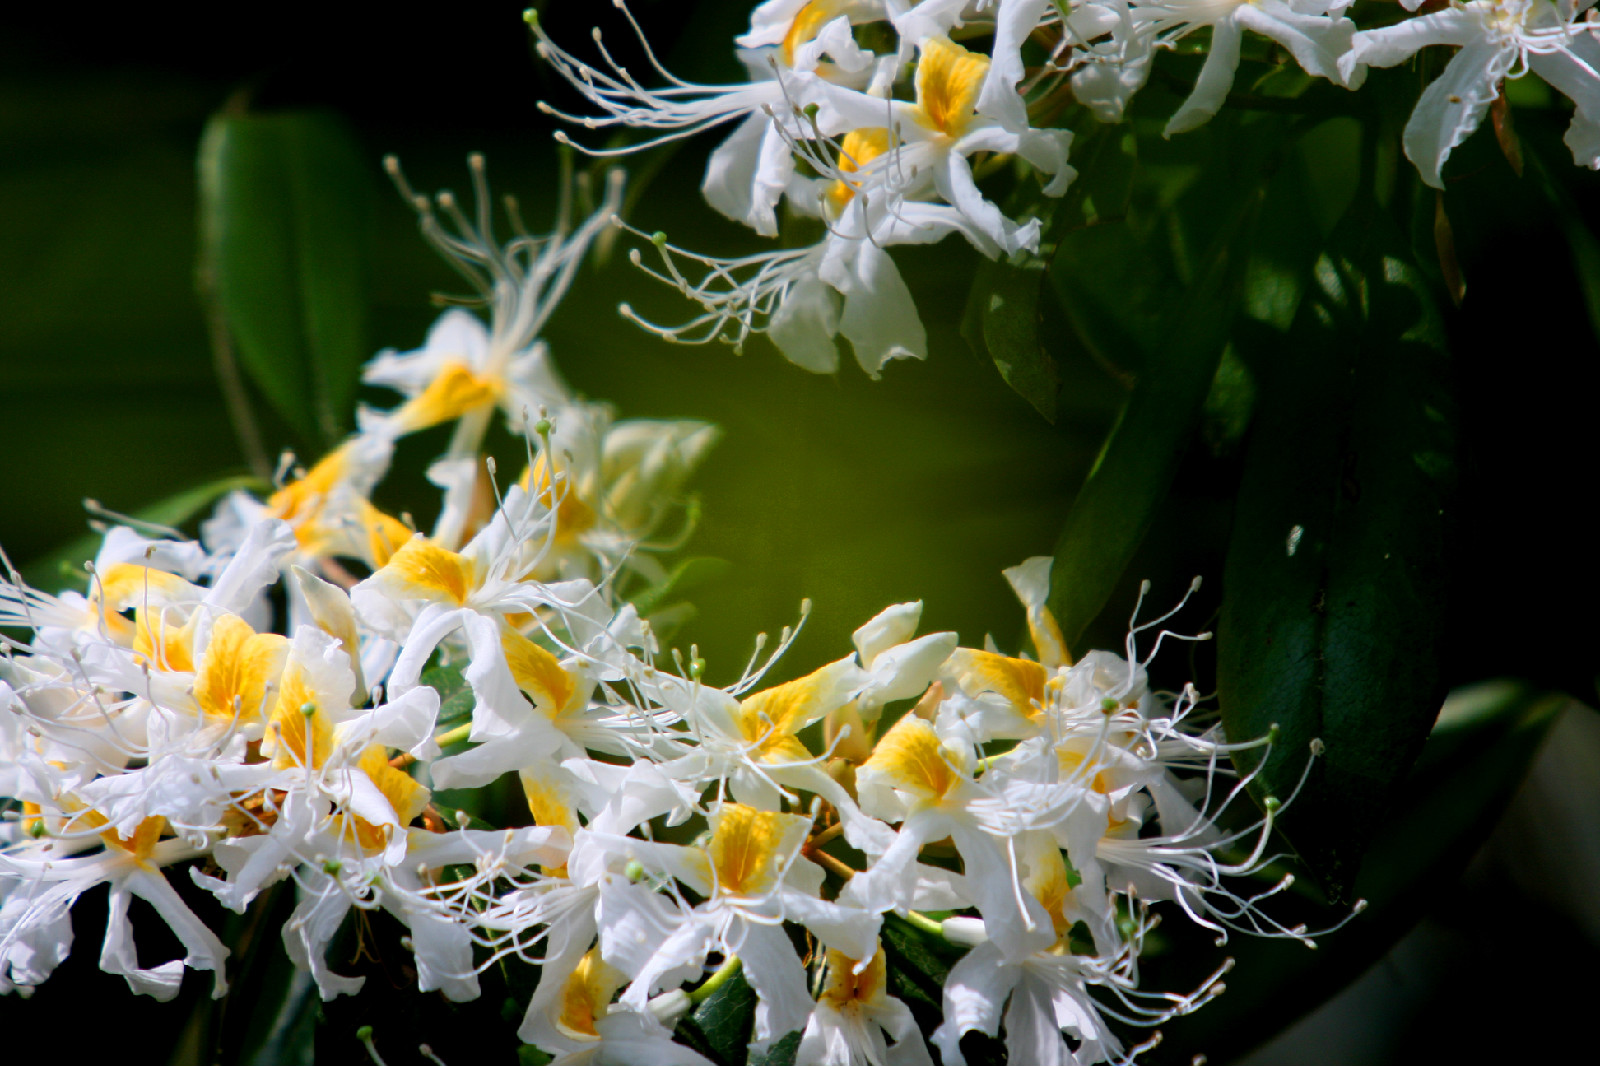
top-left (978, 254), bottom-right (1059, 422)
top-left (1045, 192), bottom-right (1260, 651)
top-left (198, 110), bottom-right (373, 449)
top-left (17, 473), bottom-right (265, 592)
top-left (1217, 198), bottom-right (1456, 899)
top-left (675, 965), bottom-right (760, 1066)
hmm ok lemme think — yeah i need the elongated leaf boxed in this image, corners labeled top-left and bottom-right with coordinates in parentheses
top-left (1217, 197), bottom-right (1456, 899)
top-left (199, 110), bottom-right (372, 449)
top-left (1045, 192), bottom-right (1260, 650)
top-left (1151, 682), bottom-right (1567, 1064)
top-left (979, 255), bottom-right (1059, 422)
top-left (17, 473), bottom-right (265, 591)
top-left (628, 555), bottom-right (732, 617)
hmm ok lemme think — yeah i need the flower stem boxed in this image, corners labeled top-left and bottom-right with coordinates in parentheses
top-left (688, 955), bottom-right (741, 1004)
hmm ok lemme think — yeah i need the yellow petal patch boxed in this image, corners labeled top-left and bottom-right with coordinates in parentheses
top-left (912, 35), bottom-right (990, 138)
top-left (132, 609), bottom-right (197, 674)
top-left (195, 614), bottom-right (290, 722)
top-left (782, 0), bottom-right (847, 68)
top-left (361, 503), bottom-right (413, 568)
top-left (501, 628), bottom-right (576, 718)
top-left (268, 661), bottom-right (336, 770)
top-left (68, 809), bottom-right (167, 869)
top-left (557, 948), bottom-right (625, 1040)
top-left (735, 664), bottom-right (842, 758)
top-left (350, 744), bottom-right (430, 852)
top-left (93, 564), bottom-right (193, 644)
top-left (381, 537), bottom-right (476, 605)
top-left (1024, 844), bottom-right (1076, 941)
top-left (860, 713), bottom-right (961, 802)
top-left (1057, 746), bottom-right (1112, 797)
top-left (946, 648), bottom-right (1047, 718)
top-left (819, 948), bottom-right (887, 1010)
top-left (703, 803), bottom-right (808, 898)
top-left (394, 361), bottom-right (502, 433)
top-left (826, 127), bottom-right (892, 213)
top-left (525, 453), bottom-right (596, 544)
top-left (269, 442), bottom-right (352, 524)
top-left (520, 769), bottom-right (580, 837)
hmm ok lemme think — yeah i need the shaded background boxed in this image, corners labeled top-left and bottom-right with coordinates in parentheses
top-left (3, 3), bottom-right (1599, 1063)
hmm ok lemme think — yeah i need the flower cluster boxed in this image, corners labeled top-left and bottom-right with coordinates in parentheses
top-left (0, 154), bottom-right (1339, 1064)
top-left (533, 0), bottom-right (1600, 376)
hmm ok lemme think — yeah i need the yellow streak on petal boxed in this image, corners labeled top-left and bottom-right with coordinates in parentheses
top-left (526, 454), bottom-right (596, 544)
top-left (912, 35), bottom-right (990, 137)
top-left (520, 770), bottom-right (579, 837)
top-left (269, 443), bottom-right (352, 523)
top-left (947, 648), bottom-right (1048, 718)
top-left (819, 948), bottom-right (887, 1010)
top-left (705, 803), bottom-right (802, 898)
top-left (394, 361), bottom-right (502, 433)
top-left (826, 127), bottom-right (892, 213)
top-left (381, 537), bottom-right (476, 605)
top-left (132, 609), bottom-right (197, 674)
top-left (1024, 845), bottom-right (1075, 941)
top-left (269, 661), bottom-right (335, 770)
top-left (782, 0), bottom-right (845, 67)
top-left (89, 814), bottom-right (167, 869)
top-left (557, 948), bottom-right (624, 1040)
top-left (350, 745), bottom-right (430, 852)
top-left (501, 629), bottom-right (576, 718)
top-left (195, 614), bottom-right (289, 722)
top-left (361, 503), bottom-right (412, 568)
top-left (93, 564), bottom-right (192, 644)
top-left (1057, 747), bottom-right (1112, 797)
top-left (735, 664), bottom-right (841, 757)
top-left (860, 713), bottom-right (960, 802)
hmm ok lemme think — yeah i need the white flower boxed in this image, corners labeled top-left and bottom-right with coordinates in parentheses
top-left (1345, 0), bottom-right (1600, 186)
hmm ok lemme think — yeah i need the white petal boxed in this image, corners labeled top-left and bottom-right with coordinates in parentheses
top-left (1403, 38), bottom-right (1509, 189)
top-left (976, 0), bottom-right (1054, 132)
top-left (1165, 18), bottom-right (1245, 136)
top-left (829, 241), bottom-right (927, 378)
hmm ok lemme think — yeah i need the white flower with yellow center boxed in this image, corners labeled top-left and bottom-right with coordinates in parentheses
top-left (796, 947), bottom-right (934, 1066)
top-left (530, 2), bottom-right (888, 237)
top-left (1070, 0), bottom-right (1363, 135)
top-left (1345, 0), bottom-right (1600, 186)
top-left (0, 812), bottom-right (227, 1001)
top-left (610, 803), bottom-right (880, 1049)
top-left (810, 34), bottom-right (1076, 256)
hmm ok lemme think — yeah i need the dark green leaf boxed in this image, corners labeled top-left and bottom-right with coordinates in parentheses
top-left (1217, 197), bottom-right (1457, 899)
top-left (1045, 192), bottom-right (1260, 650)
top-left (1152, 682), bottom-right (1567, 1064)
top-left (198, 110), bottom-right (373, 449)
top-left (1528, 142), bottom-right (1600, 346)
top-left (748, 1030), bottom-right (802, 1066)
top-left (676, 965), bottom-right (760, 1066)
top-left (979, 255), bottom-right (1059, 422)
top-left (16, 473), bottom-right (265, 592)
top-left (422, 661), bottom-right (475, 728)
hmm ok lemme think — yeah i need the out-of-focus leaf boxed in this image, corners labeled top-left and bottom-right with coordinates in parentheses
top-left (628, 555), bottom-right (732, 617)
top-left (979, 255), bottom-right (1059, 422)
top-left (16, 473), bottom-right (265, 591)
top-left (1529, 140), bottom-right (1600, 345)
top-left (1217, 197), bottom-right (1456, 900)
top-left (1045, 191), bottom-right (1260, 651)
top-left (1151, 682), bottom-right (1568, 1064)
top-left (211, 885), bottom-right (319, 1066)
top-left (198, 109), bottom-right (373, 449)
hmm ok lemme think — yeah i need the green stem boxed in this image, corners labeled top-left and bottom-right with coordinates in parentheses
top-left (687, 955), bottom-right (741, 1004)
top-left (434, 723), bottom-right (473, 749)
top-left (903, 911), bottom-right (946, 938)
